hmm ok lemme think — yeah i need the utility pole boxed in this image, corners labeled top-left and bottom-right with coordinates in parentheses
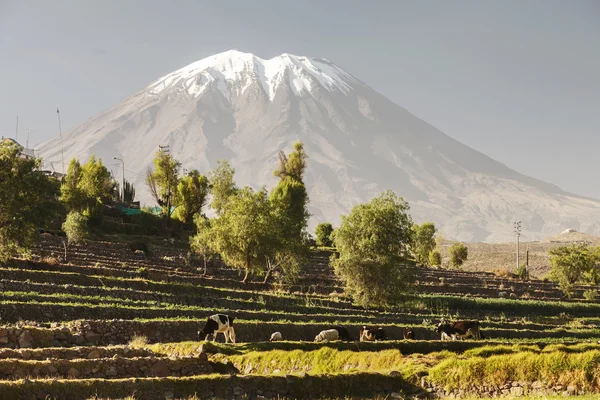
top-left (26, 129), bottom-right (32, 149)
top-left (57, 108), bottom-right (65, 175)
top-left (113, 157), bottom-right (125, 202)
top-left (514, 221), bottom-right (522, 272)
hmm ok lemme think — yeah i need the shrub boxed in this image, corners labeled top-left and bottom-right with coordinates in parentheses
top-left (62, 211), bottom-right (88, 245)
top-left (515, 263), bottom-right (528, 280)
top-left (429, 250), bottom-right (442, 267)
top-left (448, 242), bottom-right (468, 268)
top-left (315, 222), bottom-right (334, 247)
top-left (128, 335), bottom-right (149, 347)
top-left (549, 244), bottom-right (598, 298)
top-left (583, 289), bottom-right (597, 301)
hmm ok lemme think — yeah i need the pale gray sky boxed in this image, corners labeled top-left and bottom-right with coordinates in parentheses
top-left (1, 0), bottom-right (599, 197)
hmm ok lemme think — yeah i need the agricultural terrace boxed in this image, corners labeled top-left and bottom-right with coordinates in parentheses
top-left (1, 234), bottom-right (600, 399)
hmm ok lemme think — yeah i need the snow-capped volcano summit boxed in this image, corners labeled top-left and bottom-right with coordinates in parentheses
top-left (38, 50), bottom-right (600, 242)
top-left (148, 50), bottom-right (357, 101)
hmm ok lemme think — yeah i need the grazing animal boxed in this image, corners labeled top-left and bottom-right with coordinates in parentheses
top-left (330, 326), bottom-right (353, 341)
top-left (198, 314), bottom-right (236, 343)
top-left (437, 319), bottom-right (482, 341)
top-left (359, 326), bottom-right (387, 342)
top-left (403, 327), bottom-right (415, 340)
top-left (314, 329), bottom-right (340, 343)
top-left (270, 332), bottom-right (283, 342)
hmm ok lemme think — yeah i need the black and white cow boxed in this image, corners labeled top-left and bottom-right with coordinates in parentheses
top-left (359, 326), bottom-right (387, 342)
top-left (198, 314), bottom-right (236, 343)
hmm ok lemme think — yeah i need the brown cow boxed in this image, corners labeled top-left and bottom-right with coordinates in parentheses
top-left (437, 319), bottom-right (483, 340)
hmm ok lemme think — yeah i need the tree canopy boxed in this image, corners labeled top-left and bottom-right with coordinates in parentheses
top-left (209, 160), bottom-right (237, 215)
top-left (0, 140), bottom-right (62, 262)
top-left (146, 150), bottom-right (181, 225)
top-left (210, 187), bottom-right (273, 283)
top-left (448, 242), bottom-right (468, 268)
top-left (315, 222), bottom-right (334, 247)
top-left (60, 156), bottom-right (115, 218)
top-left (332, 190), bottom-right (414, 307)
top-left (176, 170), bottom-right (210, 225)
top-left (411, 222), bottom-right (436, 266)
top-left (549, 243), bottom-right (599, 298)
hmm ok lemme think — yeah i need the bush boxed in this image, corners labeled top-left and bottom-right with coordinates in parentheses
top-left (62, 211), bottom-right (88, 245)
top-left (429, 250), bottom-right (442, 267)
top-left (448, 242), bottom-right (468, 268)
top-left (549, 244), bottom-right (598, 298)
top-left (516, 263), bottom-right (528, 280)
top-left (583, 289), bottom-right (597, 301)
top-left (315, 222), bottom-right (334, 247)
top-left (135, 267), bottom-right (149, 278)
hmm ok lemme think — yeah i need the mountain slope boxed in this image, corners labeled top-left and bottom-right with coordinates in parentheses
top-left (38, 50), bottom-right (600, 242)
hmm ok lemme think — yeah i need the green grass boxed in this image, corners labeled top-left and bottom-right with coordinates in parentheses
top-left (429, 348), bottom-right (600, 391)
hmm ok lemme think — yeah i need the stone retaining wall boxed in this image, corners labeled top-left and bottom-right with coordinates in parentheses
top-left (422, 378), bottom-right (586, 398)
top-left (0, 345), bottom-right (153, 360)
top-left (0, 354), bottom-right (211, 380)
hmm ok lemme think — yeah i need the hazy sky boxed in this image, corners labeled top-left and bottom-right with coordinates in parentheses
top-left (1, 0), bottom-right (599, 197)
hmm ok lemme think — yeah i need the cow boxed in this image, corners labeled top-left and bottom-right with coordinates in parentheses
top-left (314, 329), bottom-right (339, 343)
top-left (437, 319), bottom-right (482, 341)
top-left (198, 314), bottom-right (236, 343)
top-left (403, 327), bottom-right (415, 340)
top-left (270, 332), bottom-right (283, 342)
top-left (329, 326), bottom-right (353, 341)
top-left (359, 326), bottom-right (387, 342)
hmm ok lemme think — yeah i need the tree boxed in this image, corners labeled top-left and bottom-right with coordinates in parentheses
top-left (176, 170), bottom-right (210, 225)
top-left (146, 150), bottom-right (181, 226)
top-left (411, 222), bottom-right (436, 266)
top-left (60, 159), bottom-right (86, 212)
top-left (210, 187), bottom-right (273, 283)
top-left (62, 211), bottom-right (88, 261)
top-left (429, 250), bottom-right (442, 267)
top-left (549, 244), bottom-right (598, 298)
top-left (315, 222), bottom-right (334, 247)
top-left (0, 139), bottom-right (62, 263)
top-left (331, 190), bottom-right (414, 307)
top-left (210, 160), bottom-right (237, 215)
top-left (449, 242), bottom-right (468, 268)
top-left (79, 155), bottom-right (115, 217)
top-left (190, 215), bottom-right (216, 276)
top-left (265, 142), bottom-right (310, 283)
top-left (123, 180), bottom-right (136, 203)
top-left (60, 156), bottom-right (114, 218)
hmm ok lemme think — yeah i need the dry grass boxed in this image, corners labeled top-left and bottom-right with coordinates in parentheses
top-left (127, 335), bottom-right (148, 347)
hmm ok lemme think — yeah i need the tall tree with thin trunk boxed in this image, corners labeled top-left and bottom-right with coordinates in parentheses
top-left (210, 187), bottom-right (273, 283)
top-left (146, 150), bottom-right (181, 227)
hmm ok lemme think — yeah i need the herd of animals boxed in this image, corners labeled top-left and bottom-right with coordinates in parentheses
top-left (197, 314), bottom-right (484, 344)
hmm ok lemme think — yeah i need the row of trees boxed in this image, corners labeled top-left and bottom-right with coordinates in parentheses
top-left (191, 143), bottom-right (309, 283)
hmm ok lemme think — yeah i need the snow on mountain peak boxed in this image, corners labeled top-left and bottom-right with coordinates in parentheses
top-left (148, 50), bottom-right (357, 101)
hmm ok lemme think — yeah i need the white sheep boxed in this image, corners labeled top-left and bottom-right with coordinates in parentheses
top-left (270, 332), bottom-right (283, 342)
top-left (314, 329), bottom-right (339, 343)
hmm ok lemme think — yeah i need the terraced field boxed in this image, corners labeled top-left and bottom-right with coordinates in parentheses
top-left (1, 235), bottom-right (600, 399)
